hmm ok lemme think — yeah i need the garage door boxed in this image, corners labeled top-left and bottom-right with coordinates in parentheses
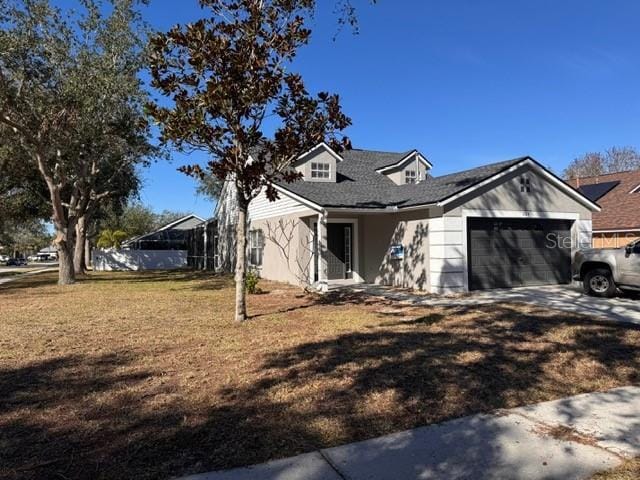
top-left (468, 218), bottom-right (573, 290)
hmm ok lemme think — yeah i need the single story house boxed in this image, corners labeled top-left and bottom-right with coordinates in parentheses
top-left (122, 214), bottom-right (205, 251)
top-left (216, 143), bottom-right (599, 293)
top-left (569, 169), bottom-right (640, 249)
top-left (36, 246), bottom-right (57, 261)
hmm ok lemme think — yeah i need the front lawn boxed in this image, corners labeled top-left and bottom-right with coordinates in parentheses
top-left (1, 271), bottom-right (639, 480)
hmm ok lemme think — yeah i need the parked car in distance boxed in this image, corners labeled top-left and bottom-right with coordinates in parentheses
top-left (6, 257), bottom-right (28, 267)
top-left (573, 240), bottom-right (640, 297)
top-left (0, 254), bottom-right (8, 263)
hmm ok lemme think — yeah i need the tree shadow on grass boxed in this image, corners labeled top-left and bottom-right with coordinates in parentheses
top-left (2, 305), bottom-right (640, 480)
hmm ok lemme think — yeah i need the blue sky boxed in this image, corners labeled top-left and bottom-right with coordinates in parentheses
top-left (107, 0), bottom-right (640, 217)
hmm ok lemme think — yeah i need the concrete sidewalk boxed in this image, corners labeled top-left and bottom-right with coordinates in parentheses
top-left (0, 267), bottom-right (57, 285)
top-left (181, 386), bottom-right (640, 480)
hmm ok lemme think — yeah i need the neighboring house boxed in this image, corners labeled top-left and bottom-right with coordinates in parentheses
top-left (122, 214), bottom-right (205, 251)
top-left (569, 169), bottom-right (640, 249)
top-left (36, 246), bottom-right (58, 261)
top-left (216, 143), bottom-right (599, 293)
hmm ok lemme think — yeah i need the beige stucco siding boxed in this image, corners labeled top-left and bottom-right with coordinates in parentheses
top-left (249, 214), bottom-right (315, 286)
top-left (359, 211), bottom-right (431, 290)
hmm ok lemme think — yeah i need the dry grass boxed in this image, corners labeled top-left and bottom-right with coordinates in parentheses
top-left (1, 270), bottom-right (639, 480)
top-left (591, 458), bottom-right (640, 480)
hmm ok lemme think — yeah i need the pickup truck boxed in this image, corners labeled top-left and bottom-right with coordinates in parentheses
top-left (573, 240), bottom-right (640, 297)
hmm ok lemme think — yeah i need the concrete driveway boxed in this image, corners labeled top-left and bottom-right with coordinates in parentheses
top-left (350, 283), bottom-right (640, 326)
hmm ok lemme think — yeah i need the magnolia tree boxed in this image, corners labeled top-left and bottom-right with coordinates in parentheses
top-left (148, 0), bottom-right (355, 322)
top-left (0, 0), bottom-right (153, 284)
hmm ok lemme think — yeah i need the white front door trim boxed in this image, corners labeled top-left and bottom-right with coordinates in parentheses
top-left (326, 217), bottom-right (363, 283)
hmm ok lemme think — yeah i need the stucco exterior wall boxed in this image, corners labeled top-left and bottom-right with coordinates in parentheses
top-left (358, 211), bottom-right (432, 290)
top-left (249, 213), bottom-right (315, 286)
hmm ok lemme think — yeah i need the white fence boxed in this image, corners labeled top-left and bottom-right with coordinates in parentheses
top-left (92, 249), bottom-right (188, 271)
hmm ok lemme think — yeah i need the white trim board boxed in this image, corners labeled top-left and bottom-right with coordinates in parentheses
top-left (593, 229), bottom-right (640, 234)
top-left (375, 150), bottom-right (433, 174)
top-left (297, 142), bottom-right (344, 163)
top-left (461, 209), bottom-right (580, 220)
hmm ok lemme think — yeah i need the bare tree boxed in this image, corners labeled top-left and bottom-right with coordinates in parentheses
top-left (564, 146), bottom-right (640, 180)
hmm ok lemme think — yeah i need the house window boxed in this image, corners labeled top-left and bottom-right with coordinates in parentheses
top-left (520, 176), bottom-right (531, 193)
top-left (311, 162), bottom-right (330, 179)
top-left (248, 230), bottom-right (264, 267)
top-left (405, 170), bottom-right (417, 184)
top-left (630, 184), bottom-right (640, 194)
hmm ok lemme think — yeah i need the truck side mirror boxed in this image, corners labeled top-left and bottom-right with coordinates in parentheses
top-left (626, 244), bottom-right (634, 255)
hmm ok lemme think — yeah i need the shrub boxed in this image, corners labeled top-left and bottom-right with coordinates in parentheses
top-left (245, 270), bottom-right (260, 294)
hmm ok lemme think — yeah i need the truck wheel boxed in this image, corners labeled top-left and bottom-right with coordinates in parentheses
top-left (584, 269), bottom-right (616, 298)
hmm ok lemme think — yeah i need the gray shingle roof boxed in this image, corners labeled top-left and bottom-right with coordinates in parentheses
top-left (277, 149), bottom-right (529, 209)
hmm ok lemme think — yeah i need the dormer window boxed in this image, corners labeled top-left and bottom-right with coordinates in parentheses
top-left (311, 162), bottom-right (330, 179)
top-left (520, 176), bottom-right (531, 193)
top-left (405, 170), bottom-right (417, 184)
top-left (630, 184), bottom-right (640, 194)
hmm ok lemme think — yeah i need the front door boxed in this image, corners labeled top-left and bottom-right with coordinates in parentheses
top-left (327, 223), bottom-right (353, 280)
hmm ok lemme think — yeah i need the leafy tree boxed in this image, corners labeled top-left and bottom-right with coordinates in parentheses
top-left (0, 0), bottom-right (153, 284)
top-left (96, 229), bottom-right (128, 249)
top-left (148, 0), bottom-right (352, 322)
top-left (0, 144), bottom-right (50, 230)
top-left (101, 203), bottom-right (158, 239)
top-left (195, 175), bottom-right (223, 202)
top-left (0, 219), bottom-right (51, 258)
top-left (564, 147), bottom-right (640, 180)
top-left (99, 203), bottom-right (192, 239)
top-left (153, 210), bottom-right (193, 230)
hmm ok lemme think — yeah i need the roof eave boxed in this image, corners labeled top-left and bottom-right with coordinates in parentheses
top-left (375, 150), bottom-right (433, 174)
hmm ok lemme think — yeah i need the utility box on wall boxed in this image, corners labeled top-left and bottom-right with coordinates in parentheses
top-left (389, 244), bottom-right (405, 261)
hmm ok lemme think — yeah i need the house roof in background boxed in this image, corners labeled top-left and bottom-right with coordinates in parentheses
top-left (570, 170), bottom-right (640, 231)
top-left (122, 214), bottom-right (205, 246)
top-left (578, 180), bottom-right (620, 202)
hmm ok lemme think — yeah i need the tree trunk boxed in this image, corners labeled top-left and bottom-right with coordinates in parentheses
top-left (234, 200), bottom-right (248, 323)
top-left (54, 225), bottom-right (76, 285)
top-left (84, 237), bottom-right (92, 269)
top-left (74, 215), bottom-right (87, 275)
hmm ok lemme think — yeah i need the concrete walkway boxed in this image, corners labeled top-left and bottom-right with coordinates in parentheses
top-left (0, 267), bottom-right (57, 286)
top-left (349, 283), bottom-right (640, 326)
top-left (181, 386), bottom-right (640, 480)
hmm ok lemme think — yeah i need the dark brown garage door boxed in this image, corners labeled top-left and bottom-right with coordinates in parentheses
top-left (468, 218), bottom-right (573, 290)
